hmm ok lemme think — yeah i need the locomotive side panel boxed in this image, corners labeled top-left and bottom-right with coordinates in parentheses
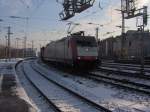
top-left (44, 42), bottom-right (56, 61)
top-left (40, 47), bottom-right (45, 60)
top-left (55, 38), bottom-right (73, 65)
top-left (64, 38), bottom-right (73, 64)
top-left (55, 39), bottom-right (65, 62)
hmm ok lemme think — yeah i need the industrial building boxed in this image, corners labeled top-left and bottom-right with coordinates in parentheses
top-left (0, 46), bottom-right (36, 59)
top-left (99, 30), bottom-right (150, 60)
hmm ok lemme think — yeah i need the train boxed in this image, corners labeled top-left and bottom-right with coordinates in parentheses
top-left (41, 31), bottom-right (100, 68)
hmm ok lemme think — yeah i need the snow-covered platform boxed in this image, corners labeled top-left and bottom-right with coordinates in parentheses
top-left (0, 60), bottom-right (37, 112)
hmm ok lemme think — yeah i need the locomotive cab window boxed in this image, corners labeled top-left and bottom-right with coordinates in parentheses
top-left (76, 40), bottom-right (97, 47)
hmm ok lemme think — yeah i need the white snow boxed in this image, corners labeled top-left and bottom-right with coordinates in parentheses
top-left (100, 66), bottom-right (137, 74)
top-left (102, 62), bottom-right (150, 74)
top-left (16, 63), bottom-right (54, 112)
top-left (0, 60), bottom-right (39, 112)
top-left (13, 64), bottom-right (38, 111)
top-left (0, 58), bottom-right (23, 64)
top-left (102, 62), bottom-right (150, 68)
top-left (92, 71), bottom-right (150, 87)
top-left (35, 60), bottom-right (150, 112)
top-left (23, 61), bottom-right (101, 112)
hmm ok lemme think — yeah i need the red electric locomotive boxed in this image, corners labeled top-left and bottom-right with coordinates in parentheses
top-left (41, 31), bottom-right (100, 68)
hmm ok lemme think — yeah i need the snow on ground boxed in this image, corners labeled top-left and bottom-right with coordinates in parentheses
top-left (102, 62), bottom-right (150, 68)
top-left (100, 66), bottom-right (137, 74)
top-left (23, 61), bottom-right (100, 112)
top-left (16, 62), bottom-right (55, 112)
top-left (101, 62), bottom-right (150, 75)
top-left (92, 71), bottom-right (150, 86)
top-left (0, 58), bottom-right (23, 64)
top-left (0, 60), bottom-right (37, 112)
top-left (35, 60), bottom-right (150, 112)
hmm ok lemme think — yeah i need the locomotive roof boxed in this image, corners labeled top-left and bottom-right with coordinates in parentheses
top-left (46, 35), bottom-right (95, 46)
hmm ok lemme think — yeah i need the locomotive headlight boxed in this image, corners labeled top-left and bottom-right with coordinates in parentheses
top-left (77, 57), bottom-right (81, 60)
top-left (86, 48), bottom-right (89, 51)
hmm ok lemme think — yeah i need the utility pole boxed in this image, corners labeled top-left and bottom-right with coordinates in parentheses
top-left (31, 40), bottom-right (34, 57)
top-left (0, 19), bottom-right (3, 33)
top-left (120, 0), bottom-right (136, 58)
top-left (121, 7), bottom-right (125, 58)
top-left (23, 36), bottom-right (27, 58)
top-left (6, 26), bottom-right (13, 61)
top-left (136, 6), bottom-right (148, 75)
top-left (140, 26), bottom-right (144, 75)
top-left (16, 38), bottom-right (20, 58)
top-left (121, 0), bottom-right (147, 74)
top-left (95, 27), bottom-right (101, 60)
top-left (96, 27), bottom-right (99, 42)
top-left (9, 16), bottom-right (29, 58)
top-left (87, 22), bottom-right (103, 60)
top-left (120, 0), bottom-right (129, 59)
top-left (5, 36), bottom-right (8, 61)
top-left (24, 17), bottom-right (28, 58)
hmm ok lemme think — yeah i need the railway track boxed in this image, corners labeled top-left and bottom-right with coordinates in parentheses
top-left (34, 59), bottom-right (149, 112)
top-left (34, 59), bottom-right (150, 112)
top-left (37, 60), bottom-right (150, 94)
top-left (87, 72), bottom-right (150, 94)
top-left (88, 62), bottom-right (150, 94)
top-left (21, 63), bottom-right (62, 112)
top-left (96, 62), bottom-right (150, 83)
top-left (102, 62), bottom-right (150, 68)
top-left (20, 61), bottom-right (111, 112)
top-left (101, 62), bottom-right (150, 74)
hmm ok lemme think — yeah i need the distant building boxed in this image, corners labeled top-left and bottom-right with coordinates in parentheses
top-left (99, 37), bottom-right (114, 59)
top-left (0, 47), bottom-right (36, 59)
top-left (99, 30), bottom-right (150, 59)
top-left (25, 48), bottom-right (37, 57)
top-left (0, 45), bottom-right (6, 58)
top-left (124, 30), bottom-right (150, 59)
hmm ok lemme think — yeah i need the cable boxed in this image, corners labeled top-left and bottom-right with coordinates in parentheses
top-left (99, 0), bottom-right (103, 9)
top-left (29, 0), bottom-right (46, 18)
top-left (19, 0), bottom-right (30, 8)
top-left (56, 0), bottom-right (63, 5)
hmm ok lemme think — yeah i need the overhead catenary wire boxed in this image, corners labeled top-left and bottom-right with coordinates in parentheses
top-left (73, 0), bottom-right (117, 24)
top-left (19, 0), bottom-right (30, 8)
top-left (56, 0), bottom-right (63, 5)
top-left (19, 0), bottom-right (48, 19)
top-left (2, 0), bottom-right (148, 47)
top-left (29, 0), bottom-right (47, 18)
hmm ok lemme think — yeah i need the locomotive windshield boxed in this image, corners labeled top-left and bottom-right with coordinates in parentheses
top-left (76, 38), bottom-right (97, 47)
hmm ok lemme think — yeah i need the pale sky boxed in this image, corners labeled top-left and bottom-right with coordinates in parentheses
top-left (0, 0), bottom-right (150, 50)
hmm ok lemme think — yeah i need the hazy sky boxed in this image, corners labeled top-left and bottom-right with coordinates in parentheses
top-left (0, 0), bottom-right (150, 49)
